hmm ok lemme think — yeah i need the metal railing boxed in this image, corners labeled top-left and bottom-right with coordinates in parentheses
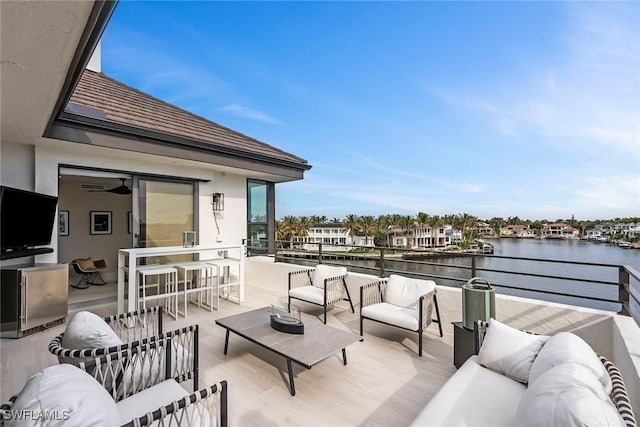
top-left (245, 240), bottom-right (639, 325)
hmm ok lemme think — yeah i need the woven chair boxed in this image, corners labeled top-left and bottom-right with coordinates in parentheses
top-left (288, 264), bottom-right (354, 324)
top-left (1, 336), bottom-right (224, 427)
top-left (70, 257), bottom-right (108, 289)
top-left (474, 320), bottom-right (637, 427)
top-left (360, 275), bottom-right (443, 356)
top-left (48, 306), bottom-right (163, 365)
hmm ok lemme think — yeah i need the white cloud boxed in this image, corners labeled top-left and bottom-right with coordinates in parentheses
top-left (426, 3), bottom-right (640, 159)
top-left (220, 104), bottom-right (282, 125)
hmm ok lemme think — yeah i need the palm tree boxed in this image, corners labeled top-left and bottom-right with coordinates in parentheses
top-left (297, 216), bottom-right (313, 240)
top-left (359, 215), bottom-right (376, 247)
top-left (277, 216), bottom-right (300, 247)
top-left (375, 215), bottom-right (390, 246)
top-left (388, 213), bottom-right (403, 246)
top-left (455, 212), bottom-right (478, 248)
top-left (400, 215), bottom-right (415, 247)
top-left (342, 214), bottom-right (360, 246)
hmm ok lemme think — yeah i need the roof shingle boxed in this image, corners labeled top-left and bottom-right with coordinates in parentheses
top-left (68, 70), bottom-right (308, 167)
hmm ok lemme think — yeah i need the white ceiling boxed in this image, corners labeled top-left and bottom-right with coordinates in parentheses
top-left (0, 1), bottom-right (95, 144)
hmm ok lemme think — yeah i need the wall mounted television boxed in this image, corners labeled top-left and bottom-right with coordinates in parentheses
top-left (0, 186), bottom-right (58, 259)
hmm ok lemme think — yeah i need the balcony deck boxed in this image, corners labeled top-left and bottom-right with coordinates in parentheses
top-left (0, 271), bottom-right (456, 426)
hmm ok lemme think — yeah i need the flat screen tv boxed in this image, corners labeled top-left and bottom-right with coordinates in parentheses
top-left (0, 186), bottom-right (58, 252)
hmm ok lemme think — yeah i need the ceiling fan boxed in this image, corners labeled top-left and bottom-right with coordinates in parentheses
top-left (89, 178), bottom-right (132, 195)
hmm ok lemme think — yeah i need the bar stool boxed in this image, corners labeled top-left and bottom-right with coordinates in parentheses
top-left (137, 265), bottom-right (179, 320)
top-left (207, 257), bottom-right (241, 306)
top-left (174, 261), bottom-right (217, 315)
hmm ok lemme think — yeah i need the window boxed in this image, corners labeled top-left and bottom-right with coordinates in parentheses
top-left (247, 179), bottom-right (274, 253)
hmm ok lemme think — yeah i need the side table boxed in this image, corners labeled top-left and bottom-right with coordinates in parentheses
top-left (452, 321), bottom-right (475, 369)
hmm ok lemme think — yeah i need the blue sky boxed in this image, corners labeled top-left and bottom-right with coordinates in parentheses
top-left (102, 1), bottom-right (639, 221)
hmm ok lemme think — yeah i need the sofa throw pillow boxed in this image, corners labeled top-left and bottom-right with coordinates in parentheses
top-left (516, 363), bottom-right (625, 427)
top-left (478, 318), bottom-right (549, 383)
top-left (311, 264), bottom-right (347, 288)
top-left (6, 364), bottom-right (119, 427)
top-left (529, 332), bottom-right (612, 394)
top-left (384, 275), bottom-right (436, 309)
top-left (61, 311), bottom-right (123, 351)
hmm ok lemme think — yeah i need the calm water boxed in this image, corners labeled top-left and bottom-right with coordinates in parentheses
top-left (319, 239), bottom-right (639, 312)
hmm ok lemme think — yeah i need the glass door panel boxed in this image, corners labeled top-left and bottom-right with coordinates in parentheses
top-left (138, 179), bottom-right (194, 265)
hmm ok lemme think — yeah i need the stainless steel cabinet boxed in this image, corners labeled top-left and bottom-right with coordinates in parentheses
top-left (1, 263), bottom-right (68, 338)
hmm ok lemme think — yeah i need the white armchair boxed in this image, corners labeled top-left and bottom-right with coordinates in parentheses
top-left (288, 264), bottom-right (355, 324)
top-left (360, 274), bottom-right (443, 356)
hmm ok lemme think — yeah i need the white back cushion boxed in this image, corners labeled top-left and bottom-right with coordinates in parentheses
top-left (478, 318), bottom-right (549, 383)
top-left (529, 332), bottom-right (612, 394)
top-left (516, 363), bottom-right (625, 427)
top-left (311, 264), bottom-right (347, 288)
top-left (7, 364), bottom-right (119, 427)
top-left (61, 311), bottom-right (123, 350)
top-left (384, 275), bottom-right (436, 309)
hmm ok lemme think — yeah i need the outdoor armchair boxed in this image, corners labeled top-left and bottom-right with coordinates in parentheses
top-left (48, 306), bottom-right (164, 365)
top-left (360, 274), bottom-right (443, 356)
top-left (288, 264), bottom-right (355, 324)
top-left (1, 339), bottom-right (225, 427)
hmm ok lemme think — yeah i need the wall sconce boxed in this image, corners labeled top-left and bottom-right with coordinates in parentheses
top-left (212, 193), bottom-right (224, 211)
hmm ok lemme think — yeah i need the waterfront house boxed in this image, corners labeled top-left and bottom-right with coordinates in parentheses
top-left (291, 222), bottom-right (370, 250)
top-left (615, 222), bottom-right (639, 240)
top-left (541, 222), bottom-right (580, 239)
top-left (475, 221), bottom-right (494, 236)
top-left (1, 1), bottom-right (310, 286)
top-left (499, 224), bottom-right (536, 238)
top-left (412, 225), bottom-right (450, 248)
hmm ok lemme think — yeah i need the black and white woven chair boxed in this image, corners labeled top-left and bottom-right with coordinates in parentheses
top-left (360, 274), bottom-right (443, 356)
top-left (288, 264), bottom-right (354, 324)
top-left (48, 306), bottom-right (164, 365)
top-left (2, 338), bottom-right (225, 427)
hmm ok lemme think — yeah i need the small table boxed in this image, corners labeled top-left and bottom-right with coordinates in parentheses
top-left (452, 321), bottom-right (476, 369)
top-left (216, 307), bottom-right (361, 396)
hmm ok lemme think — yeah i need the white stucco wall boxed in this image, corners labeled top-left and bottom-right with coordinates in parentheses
top-left (1, 138), bottom-right (256, 267)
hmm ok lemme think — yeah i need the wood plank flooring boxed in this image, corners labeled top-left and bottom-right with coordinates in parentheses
top-left (0, 280), bottom-right (456, 426)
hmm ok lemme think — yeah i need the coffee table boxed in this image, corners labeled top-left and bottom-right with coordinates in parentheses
top-left (215, 307), bottom-right (361, 396)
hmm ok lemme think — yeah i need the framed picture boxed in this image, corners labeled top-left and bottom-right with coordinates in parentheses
top-left (90, 211), bottom-right (112, 235)
top-left (59, 211), bottom-right (69, 236)
top-left (127, 211), bottom-right (132, 234)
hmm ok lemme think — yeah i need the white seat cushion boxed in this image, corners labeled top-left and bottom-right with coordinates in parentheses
top-left (7, 364), bottom-right (119, 427)
top-left (116, 379), bottom-right (189, 425)
top-left (411, 356), bottom-right (526, 427)
top-left (478, 318), bottom-right (549, 383)
top-left (528, 332), bottom-right (612, 394)
top-left (384, 275), bottom-right (436, 309)
top-left (516, 363), bottom-right (625, 427)
top-left (61, 311), bottom-right (123, 351)
top-left (311, 265), bottom-right (347, 288)
top-left (289, 286), bottom-right (325, 305)
top-left (361, 302), bottom-right (419, 331)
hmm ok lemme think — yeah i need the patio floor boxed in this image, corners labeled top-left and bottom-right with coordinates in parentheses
top-left (0, 278), bottom-right (456, 426)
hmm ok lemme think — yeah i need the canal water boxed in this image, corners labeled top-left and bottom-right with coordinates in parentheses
top-left (314, 239), bottom-right (639, 312)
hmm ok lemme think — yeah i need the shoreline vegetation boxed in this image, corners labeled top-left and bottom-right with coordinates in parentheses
top-left (275, 213), bottom-right (640, 251)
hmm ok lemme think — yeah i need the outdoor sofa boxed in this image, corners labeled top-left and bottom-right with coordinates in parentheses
top-left (410, 318), bottom-right (637, 427)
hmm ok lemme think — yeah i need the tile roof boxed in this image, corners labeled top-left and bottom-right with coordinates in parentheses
top-left (67, 70), bottom-right (309, 168)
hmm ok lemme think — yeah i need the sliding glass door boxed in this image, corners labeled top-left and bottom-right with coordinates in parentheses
top-left (135, 178), bottom-right (195, 264)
